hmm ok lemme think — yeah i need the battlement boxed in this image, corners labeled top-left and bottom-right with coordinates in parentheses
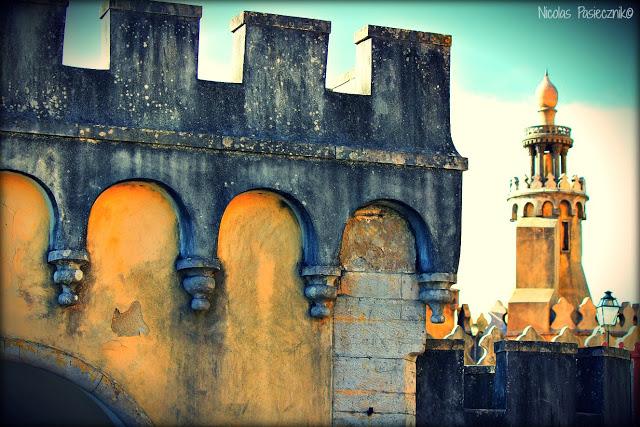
top-left (508, 173), bottom-right (586, 194)
top-left (0, 0), bottom-right (465, 166)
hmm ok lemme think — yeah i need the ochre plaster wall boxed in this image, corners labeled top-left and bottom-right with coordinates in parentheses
top-left (1, 181), bottom-right (332, 424)
top-left (1, 171), bottom-right (53, 339)
top-left (82, 182), bottom-right (183, 423)
top-left (213, 191), bottom-right (331, 425)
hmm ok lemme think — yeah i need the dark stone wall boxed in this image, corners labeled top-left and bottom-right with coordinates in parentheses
top-left (416, 339), bottom-right (465, 427)
top-left (1, 1), bottom-right (462, 156)
top-left (576, 346), bottom-right (632, 427)
top-left (463, 365), bottom-right (496, 410)
top-left (494, 341), bottom-right (578, 427)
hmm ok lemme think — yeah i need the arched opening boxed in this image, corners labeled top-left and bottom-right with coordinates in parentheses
top-left (523, 202), bottom-right (534, 217)
top-left (213, 190), bottom-right (330, 425)
top-left (333, 203), bottom-right (426, 424)
top-left (559, 200), bottom-right (572, 217)
top-left (576, 202), bottom-right (584, 219)
top-left (542, 201), bottom-right (553, 217)
top-left (84, 181), bottom-right (182, 424)
top-left (0, 171), bottom-right (55, 340)
top-left (511, 204), bottom-right (518, 221)
top-left (1, 360), bottom-right (122, 426)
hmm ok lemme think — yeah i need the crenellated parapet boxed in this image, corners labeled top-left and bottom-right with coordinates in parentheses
top-left (1, 0), bottom-right (465, 161)
top-left (1, 0), bottom-right (465, 322)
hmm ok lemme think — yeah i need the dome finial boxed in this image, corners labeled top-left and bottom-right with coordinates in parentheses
top-left (535, 70), bottom-right (558, 124)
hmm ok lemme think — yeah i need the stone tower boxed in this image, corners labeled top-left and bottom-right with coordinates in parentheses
top-left (506, 72), bottom-right (591, 337)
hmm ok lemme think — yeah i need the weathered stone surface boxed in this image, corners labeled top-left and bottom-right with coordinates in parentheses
top-left (576, 346), bottom-right (632, 426)
top-left (463, 365), bottom-right (496, 410)
top-left (334, 356), bottom-right (415, 393)
top-left (334, 320), bottom-right (426, 358)
top-left (416, 339), bottom-right (465, 427)
top-left (334, 390), bottom-right (415, 415)
top-left (334, 411), bottom-right (415, 426)
top-left (339, 272), bottom-right (403, 299)
top-left (494, 341), bottom-right (577, 426)
top-left (339, 206), bottom-right (417, 273)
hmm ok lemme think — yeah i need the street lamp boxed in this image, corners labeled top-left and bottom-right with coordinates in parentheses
top-left (595, 290), bottom-right (621, 347)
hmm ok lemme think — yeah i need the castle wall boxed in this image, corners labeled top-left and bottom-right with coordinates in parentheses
top-left (0, 0), bottom-right (467, 424)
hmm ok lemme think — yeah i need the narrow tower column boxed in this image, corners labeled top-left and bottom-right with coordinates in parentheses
top-left (552, 145), bottom-right (560, 179)
top-left (506, 70), bottom-right (590, 339)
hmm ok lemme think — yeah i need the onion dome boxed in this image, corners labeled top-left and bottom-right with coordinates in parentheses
top-left (535, 69), bottom-right (558, 110)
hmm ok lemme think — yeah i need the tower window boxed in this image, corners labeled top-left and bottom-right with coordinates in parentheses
top-left (561, 221), bottom-right (570, 251)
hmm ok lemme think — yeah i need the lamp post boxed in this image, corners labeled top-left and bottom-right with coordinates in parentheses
top-left (595, 290), bottom-right (621, 347)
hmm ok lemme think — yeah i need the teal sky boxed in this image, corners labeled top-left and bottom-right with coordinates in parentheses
top-left (65, 1), bottom-right (638, 107)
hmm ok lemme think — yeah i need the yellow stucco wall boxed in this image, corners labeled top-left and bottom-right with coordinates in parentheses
top-left (0, 171), bottom-right (53, 339)
top-left (1, 179), bottom-right (331, 424)
top-left (213, 191), bottom-right (331, 425)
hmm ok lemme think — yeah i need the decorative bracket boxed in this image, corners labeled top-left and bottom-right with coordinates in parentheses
top-left (47, 249), bottom-right (90, 306)
top-left (417, 272), bottom-right (456, 323)
top-left (301, 265), bottom-right (342, 318)
top-left (176, 257), bottom-right (221, 311)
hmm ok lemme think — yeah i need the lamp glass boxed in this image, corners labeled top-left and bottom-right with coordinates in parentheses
top-left (595, 291), bottom-right (620, 326)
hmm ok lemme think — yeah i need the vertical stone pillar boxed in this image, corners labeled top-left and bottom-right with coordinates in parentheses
top-left (538, 146), bottom-right (546, 182)
top-left (561, 150), bottom-right (567, 175)
top-left (333, 272), bottom-right (426, 425)
top-left (494, 341), bottom-right (577, 426)
top-left (415, 339), bottom-right (465, 427)
top-left (576, 346), bottom-right (632, 427)
top-left (552, 146), bottom-right (560, 180)
top-left (529, 147), bottom-right (536, 178)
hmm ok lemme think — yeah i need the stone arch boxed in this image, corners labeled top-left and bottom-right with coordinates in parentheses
top-left (0, 169), bottom-right (58, 246)
top-left (90, 178), bottom-right (193, 256)
top-left (511, 203), bottom-right (518, 221)
top-left (2, 337), bottom-right (151, 425)
top-left (341, 198), bottom-right (433, 273)
top-left (541, 201), bottom-right (554, 217)
top-left (523, 202), bottom-right (534, 217)
top-left (559, 200), bottom-right (572, 217)
top-left (219, 187), bottom-right (319, 267)
top-left (83, 180), bottom-right (184, 423)
top-left (212, 190), bottom-right (330, 425)
top-left (0, 170), bottom-right (57, 340)
top-left (333, 201), bottom-right (426, 425)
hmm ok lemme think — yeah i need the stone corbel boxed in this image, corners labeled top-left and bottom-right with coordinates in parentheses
top-left (301, 265), bottom-right (342, 318)
top-left (47, 249), bottom-right (90, 306)
top-left (417, 272), bottom-right (456, 323)
top-left (176, 257), bottom-right (221, 311)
